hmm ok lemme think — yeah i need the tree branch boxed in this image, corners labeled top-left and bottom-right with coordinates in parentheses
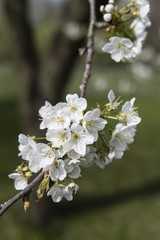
top-left (80, 0), bottom-right (96, 98)
top-left (0, 172), bottom-right (44, 216)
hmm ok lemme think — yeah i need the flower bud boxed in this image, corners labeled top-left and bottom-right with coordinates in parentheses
top-left (103, 13), bottom-right (112, 22)
top-left (23, 193), bottom-right (30, 213)
top-left (108, 0), bottom-right (114, 4)
top-left (105, 4), bottom-right (114, 13)
top-left (22, 166), bottom-right (29, 172)
top-left (25, 171), bottom-right (32, 178)
top-left (100, 5), bottom-right (104, 12)
top-left (24, 199), bottom-right (30, 213)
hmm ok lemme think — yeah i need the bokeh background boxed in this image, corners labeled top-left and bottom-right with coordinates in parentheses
top-left (0, 0), bottom-right (160, 239)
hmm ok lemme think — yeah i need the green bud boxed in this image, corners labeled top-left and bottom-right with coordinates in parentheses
top-left (22, 166), bottom-right (29, 172)
top-left (25, 171), bottom-right (32, 178)
top-left (31, 136), bottom-right (36, 140)
top-left (37, 175), bottom-right (50, 201)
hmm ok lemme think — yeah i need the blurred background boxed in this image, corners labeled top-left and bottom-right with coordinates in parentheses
top-left (0, 0), bottom-right (160, 239)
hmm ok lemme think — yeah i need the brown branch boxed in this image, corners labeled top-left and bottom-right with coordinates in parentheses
top-left (80, 0), bottom-right (96, 98)
top-left (0, 172), bottom-right (44, 216)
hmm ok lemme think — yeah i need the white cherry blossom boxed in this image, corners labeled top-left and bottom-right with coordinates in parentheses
top-left (66, 94), bottom-right (87, 122)
top-left (119, 98), bottom-right (141, 126)
top-left (39, 101), bottom-right (53, 129)
top-left (47, 182), bottom-right (79, 202)
top-left (95, 152), bottom-right (112, 169)
top-left (8, 173), bottom-right (28, 190)
top-left (63, 123), bottom-right (94, 156)
top-left (107, 90), bottom-right (121, 110)
top-left (135, 0), bottom-right (150, 19)
top-left (64, 182), bottom-right (79, 201)
top-left (132, 31), bottom-right (147, 57)
top-left (131, 17), bottom-right (151, 37)
top-left (102, 37), bottom-right (135, 62)
top-left (28, 143), bottom-right (55, 173)
top-left (47, 184), bottom-right (66, 203)
top-left (44, 159), bottom-right (66, 182)
top-left (18, 134), bottom-right (37, 161)
top-left (83, 109), bottom-right (107, 141)
top-left (64, 159), bottom-right (81, 179)
top-left (46, 129), bottom-right (69, 148)
top-left (80, 146), bottom-right (98, 168)
top-left (67, 149), bottom-right (81, 160)
top-left (56, 146), bottom-right (68, 159)
top-left (43, 109), bottom-right (70, 130)
top-left (110, 123), bottom-right (136, 159)
top-left (109, 148), bottom-right (124, 160)
top-left (39, 101), bottom-right (52, 118)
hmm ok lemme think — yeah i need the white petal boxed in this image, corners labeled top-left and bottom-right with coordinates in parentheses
top-left (111, 50), bottom-right (123, 62)
top-left (8, 173), bottom-right (20, 179)
top-left (140, 4), bottom-right (150, 18)
top-left (102, 42), bottom-right (114, 53)
top-left (108, 90), bottom-right (115, 103)
top-left (121, 38), bottom-right (133, 48)
top-left (66, 93), bottom-right (78, 104)
top-left (74, 141), bottom-right (86, 156)
top-left (14, 177), bottom-right (28, 190)
top-left (122, 101), bottom-right (131, 113)
top-left (69, 166), bottom-right (81, 179)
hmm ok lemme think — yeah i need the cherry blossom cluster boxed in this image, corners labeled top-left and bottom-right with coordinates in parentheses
top-left (8, 92), bottom-right (141, 204)
top-left (100, 0), bottom-right (151, 62)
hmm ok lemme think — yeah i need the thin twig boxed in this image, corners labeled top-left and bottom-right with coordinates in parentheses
top-left (0, 172), bottom-right (44, 216)
top-left (80, 0), bottom-right (96, 98)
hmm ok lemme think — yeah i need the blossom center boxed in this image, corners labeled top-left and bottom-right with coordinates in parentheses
top-left (87, 120), bottom-right (95, 130)
top-left (116, 42), bottom-right (123, 49)
top-left (71, 133), bottom-right (80, 142)
top-left (54, 161), bottom-right (59, 168)
top-left (46, 150), bottom-right (52, 158)
top-left (71, 105), bottom-right (77, 112)
top-left (59, 135), bottom-right (66, 141)
top-left (57, 117), bottom-right (64, 124)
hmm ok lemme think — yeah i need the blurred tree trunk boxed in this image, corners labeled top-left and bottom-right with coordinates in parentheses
top-left (4, 0), bottom-right (39, 134)
top-left (4, 0), bottom-right (89, 135)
